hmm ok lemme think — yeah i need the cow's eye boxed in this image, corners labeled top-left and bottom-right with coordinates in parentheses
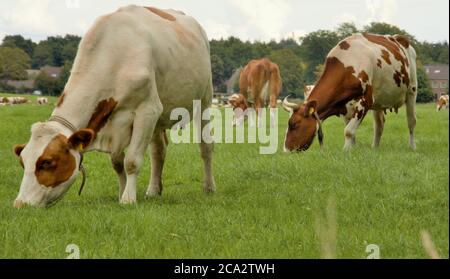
top-left (289, 122), bottom-right (297, 130)
top-left (39, 159), bottom-right (56, 170)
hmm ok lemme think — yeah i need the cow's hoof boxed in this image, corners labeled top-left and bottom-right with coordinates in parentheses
top-left (203, 182), bottom-right (216, 194)
top-left (145, 189), bottom-right (162, 198)
top-left (120, 196), bottom-right (137, 205)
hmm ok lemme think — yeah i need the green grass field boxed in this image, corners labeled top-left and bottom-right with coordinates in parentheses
top-left (0, 92), bottom-right (448, 259)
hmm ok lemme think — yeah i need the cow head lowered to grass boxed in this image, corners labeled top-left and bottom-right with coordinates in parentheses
top-left (283, 33), bottom-right (418, 152)
top-left (13, 125), bottom-right (94, 208)
top-left (12, 5), bottom-right (216, 208)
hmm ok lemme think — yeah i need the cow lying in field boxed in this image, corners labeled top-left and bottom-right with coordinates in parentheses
top-left (0, 96), bottom-right (29, 105)
top-left (37, 97), bottom-right (49, 105)
top-left (436, 95), bottom-right (449, 112)
top-left (283, 33), bottom-right (418, 152)
top-left (13, 5), bottom-right (216, 208)
top-left (228, 58), bottom-right (282, 125)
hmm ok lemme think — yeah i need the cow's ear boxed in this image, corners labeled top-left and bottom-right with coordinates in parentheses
top-left (304, 100), bottom-right (318, 117)
top-left (13, 144), bottom-right (26, 157)
top-left (68, 129), bottom-right (95, 152)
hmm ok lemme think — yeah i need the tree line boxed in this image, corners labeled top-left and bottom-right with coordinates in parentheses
top-left (0, 22), bottom-right (448, 102)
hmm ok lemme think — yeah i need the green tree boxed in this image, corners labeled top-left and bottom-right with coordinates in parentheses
top-left (31, 35), bottom-right (81, 68)
top-left (1, 35), bottom-right (36, 57)
top-left (299, 30), bottom-right (340, 83)
top-left (210, 54), bottom-right (225, 91)
top-left (313, 64), bottom-right (325, 81)
top-left (363, 22), bottom-right (412, 38)
top-left (55, 60), bottom-right (73, 95)
top-left (269, 48), bottom-right (304, 97)
top-left (0, 47), bottom-right (31, 80)
top-left (34, 71), bottom-right (58, 96)
top-left (336, 22), bottom-right (359, 40)
top-left (416, 62), bottom-right (435, 103)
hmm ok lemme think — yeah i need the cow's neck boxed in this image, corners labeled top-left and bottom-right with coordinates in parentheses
top-left (50, 73), bottom-right (115, 133)
top-left (307, 57), bottom-right (360, 120)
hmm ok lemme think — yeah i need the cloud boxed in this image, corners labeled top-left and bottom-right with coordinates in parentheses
top-left (332, 13), bottom-right (358, 26)
top-left (0, 0), bottom-right (57, 37)
top-left (365, 0), bottom-right (398, 23)
top-left (230, 0), bottom-right (293, 41)
top-left (202, 20), bottom-right (232, 40)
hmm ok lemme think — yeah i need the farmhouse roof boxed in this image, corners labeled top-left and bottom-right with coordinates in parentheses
top-left (424, 64), bottom-right (449, 80)
top-left (40, 65), bottom-right (62, 78)
top-left (6, 79), bottom-right (35, 89)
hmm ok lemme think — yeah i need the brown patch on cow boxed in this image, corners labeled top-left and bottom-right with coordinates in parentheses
top-left (412, 87), bottom-right (416, 92)
top-left (87, 98), bottom-right (118, 137)
top-left (381, 50), bottom-right (392, 65)
top-left (35, 134), bottom-right (76, 188)
top-left (394, 35), bottom-right (410, 49)
top-left (171, 23), bottom-right (196, 49)
top-left (339, 40), bottom-right (350, 50)
top-left (400, 65), bottom-right (410, 87)
top-left (363, 33), bottom-right (409, 67)
top-left (358, 70), bottom-right (369, 83)
top-left (393, 71), bottom-right (402, 87)
top-left (377, 59), bottom-right (382, 68)
top-left (57, 92), bottom-right (66, 107)
top-left (145, 7), bottom-right (176, 21)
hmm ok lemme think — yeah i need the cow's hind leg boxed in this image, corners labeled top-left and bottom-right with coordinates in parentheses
top-left (198, 95), bottom-right (216, 194)
top-left (406, 93), bottom-right (417, 150)
top-left (146, 130), bottom-right (168, 198)
top-left (111, 152), bottom-right (126, 199)
top-left (372, 110), bottom-right (385, 148)
top-left (121, 82), bottom-right (163, 204)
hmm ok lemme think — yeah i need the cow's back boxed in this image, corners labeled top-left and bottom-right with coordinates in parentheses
top-left (328, 33), bottom-right (417, 110)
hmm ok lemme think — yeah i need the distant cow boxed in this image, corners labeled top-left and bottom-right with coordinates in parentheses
top-left (12, 5), bottom-right (215, 208)
top-left (283, 33), bottom-right (418, 152)
top-left (436, 95), bottom-right (449, 111)
top-left (0, 96), bottom-right (28, 105)
top-left (228, 58), bottom-right (282, 125)
top-left (37, 97), bottom-right (49, 105)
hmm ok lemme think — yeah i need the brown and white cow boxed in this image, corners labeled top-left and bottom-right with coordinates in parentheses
top-left (283, 33), bottom-right (418, 152)
top-left (12, 5), bottom-right (216, 208)
top-left (37, 97), bottom-right (48, 105)
top-left (436, 95), bottom-right (449, 112)
top-left (1, 96), bottom-right (28, 105)
top-left (228, 58), bottom-right (282, 125)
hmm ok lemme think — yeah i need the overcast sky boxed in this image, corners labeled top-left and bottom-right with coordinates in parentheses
top-left (0, 0), bottom-right (448, 43)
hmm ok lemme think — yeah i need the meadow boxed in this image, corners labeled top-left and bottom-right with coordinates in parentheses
top-left (0, 93), bottom-right (448, 259)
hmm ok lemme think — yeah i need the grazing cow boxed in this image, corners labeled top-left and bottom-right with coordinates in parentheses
top-left (304, 85), bottom-right (315, 101)
top-left (37, 97), bottom-right (49, 105)
top-left (1, 97), bottom-right (28, 105)
top-left (12, 5), bottom-right (216, 208)
top-left (283, 33), bottom-right (418, 152)
top-left (436, 95), bottom-right (449, 112)
top-left (228, 58), bottom-right (282, 125)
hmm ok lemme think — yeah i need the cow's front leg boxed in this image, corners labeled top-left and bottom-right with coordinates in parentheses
top-left (111, 152), bottom-right (126, 199)
top-left (343, 106), bottom-right (367, 151)
top-left (146, 130), bottom-right (168, 198)
top-left (121, 91), bottom-right (163, 204)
